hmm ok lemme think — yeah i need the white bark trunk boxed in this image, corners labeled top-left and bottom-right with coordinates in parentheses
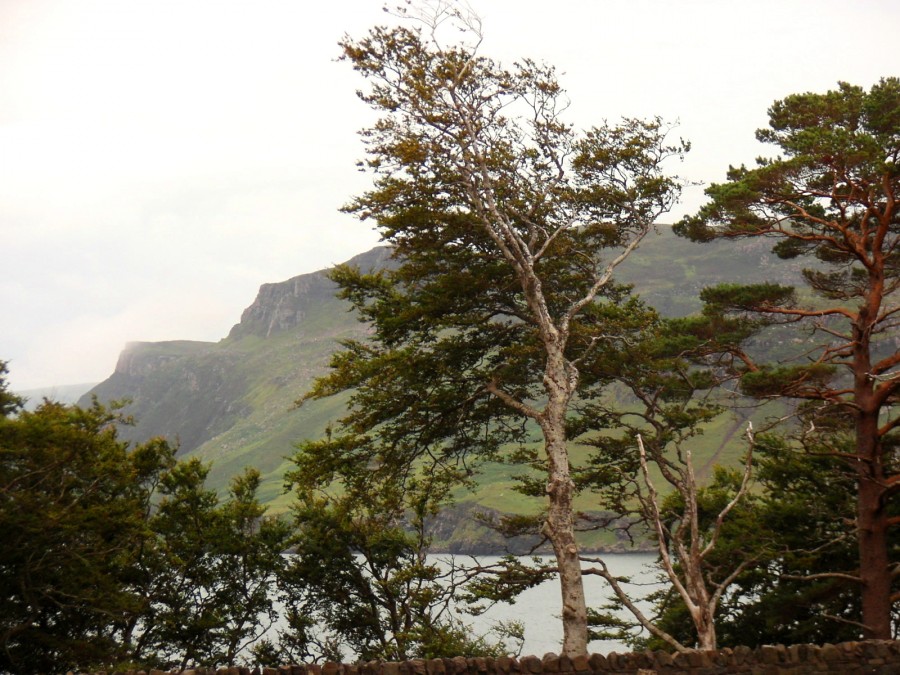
top-left (541, 399), bottom-right (588, 657)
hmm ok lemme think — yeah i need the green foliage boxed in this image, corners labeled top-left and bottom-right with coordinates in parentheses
top-left (739, 364), bottom-right (838, 398)
top-left (278, 453), bottom-right (520, 661)
top-left (0, 397), bottom-right (164, 672)
top-left (0, 365), bottom-right (289, 671)
top-left (134, 464), bottom-right (291, 669)
top-left (699, 283), bottom-right (795, 314)
top-left (0, 360), bottom-right (23, 417)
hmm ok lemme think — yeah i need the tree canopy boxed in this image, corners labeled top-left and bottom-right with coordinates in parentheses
top-left (0, 366), bottom-right (291, 671)
top-left (676, 77), bottom-right (900, 640)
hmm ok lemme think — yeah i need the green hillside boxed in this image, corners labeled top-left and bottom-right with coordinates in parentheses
top-left (83, 228), bottom-right (805, 550)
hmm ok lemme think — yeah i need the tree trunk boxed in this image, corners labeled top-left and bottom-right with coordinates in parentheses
top-left (691, 604), bottom-right (717, 651)
top-left (683, 564), bottom-right (717, 650)
top-left (541, 388), bottom-right (588, 657)
top-left (856, 409), bottom-right (891, 639)
top-left (858, 473), bottom-right (891, 639)
top-left (854, 312), bottom-right (892, 640)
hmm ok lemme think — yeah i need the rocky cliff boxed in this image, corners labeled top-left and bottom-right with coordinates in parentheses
top-left (81, 248), bottom-right (390, 474)
top-left (228, 246), bottom-right (391, 340)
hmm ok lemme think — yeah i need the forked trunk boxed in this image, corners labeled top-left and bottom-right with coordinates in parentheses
top-left (683, 564), bottom-right (717, 650)
top-left (690, 604), bottom-right (717, 651)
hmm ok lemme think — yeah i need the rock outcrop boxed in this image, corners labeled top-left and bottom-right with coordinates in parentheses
top-left (228, 246), bottom-right (391, 340)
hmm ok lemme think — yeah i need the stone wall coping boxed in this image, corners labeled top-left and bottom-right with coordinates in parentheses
top-left (69, 639), bottom-right (900, 675)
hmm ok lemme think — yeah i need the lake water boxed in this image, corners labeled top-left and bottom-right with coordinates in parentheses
top-left (270, 553), bottom-right (660, 657)
top-left (450, 553), bottom-right (659, 656)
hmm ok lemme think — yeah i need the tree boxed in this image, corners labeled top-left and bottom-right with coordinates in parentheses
top-left (214, 469), bottom-right (292, 666)
top-left (566, 313), bottom-right (762, 651)
top-left (0, 397), bottom-right (172, 672)
top-left (676, 78), bottom-right (900, 639)
top-left (302, 2), bottom-right (686, 656)
top-left (0, 363), bottom-right (289, 671)
top-left (645, 431), bottom-right (900, 649)
top-left (134, 462), bottom-right (291, 669)
top-left (0, 360), bottom-right (23, 417)
top-left (278, 452), bottom-right (518, 662)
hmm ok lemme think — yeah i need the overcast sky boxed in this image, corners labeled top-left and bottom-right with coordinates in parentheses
top-left (2, 0), bottom-right (898, 391)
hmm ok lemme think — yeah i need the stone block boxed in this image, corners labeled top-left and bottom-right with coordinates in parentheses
top-left (689, 650), bottom-right (710, 667)
top-left (787, 643), bottom-right (806, 663)
top-left (519, 655), bottom-right (542, 673)
top-left (733, 645), bottom-right (753, 664)
top-left (539, 655), bottom-right (558, 673)
top-left (426, 659), bottom-right (445, 675)
top-left (864, 641), bottom-right (892, 659)
top-left (671, 650), bottom-right (693, 668)
top-left (450, 656), bottom-right (467, 675)
top-left (494, 657), bottom-right (513, 673)
top-left (587, 653), bottom-right (607, 671)
top-left (651, 650), bottom-right (673, 668)
top-left (570, 654), bottom-right (589, 673)
top-left (625, 652), bottom-right (652, 670)
top-left (759, 645), bottom-right (782, 664)
top-left (821, 643), bottom-right (842, 661)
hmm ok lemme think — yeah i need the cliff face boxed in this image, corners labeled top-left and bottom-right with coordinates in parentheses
top-left (87, 341), bottom-right (249, 453)
top-left (82, 248), bottom-right (390, 467)
top-left (228, 246), bottom-right (391, 340)
top-left (228, 276), bottom-right (332, 339)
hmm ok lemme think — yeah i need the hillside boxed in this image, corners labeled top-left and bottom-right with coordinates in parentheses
top-left (83, 227), bottom-right (808, 549)
top-left (82, 246), bottom-right (390, 501)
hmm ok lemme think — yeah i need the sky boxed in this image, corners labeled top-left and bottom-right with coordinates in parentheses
top-left (2, 0), bottom-right (898, 391)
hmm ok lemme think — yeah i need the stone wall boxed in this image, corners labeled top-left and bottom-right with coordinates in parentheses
top-left (82, 640), bottom-right (900, 675)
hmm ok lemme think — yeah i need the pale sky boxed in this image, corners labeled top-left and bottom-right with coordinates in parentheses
top-left (2, 0), bottom-right (897, 391)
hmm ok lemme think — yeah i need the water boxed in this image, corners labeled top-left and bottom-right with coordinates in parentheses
top-left (446, 553), bottom-right (659, 656)
top-left (268, 553), bottom-right (660, 658)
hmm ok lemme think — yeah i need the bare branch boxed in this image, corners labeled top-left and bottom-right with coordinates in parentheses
top-left (701, 422), bottom-right (755, 558)
top-left (581, 559), bottom-right (688, 653)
